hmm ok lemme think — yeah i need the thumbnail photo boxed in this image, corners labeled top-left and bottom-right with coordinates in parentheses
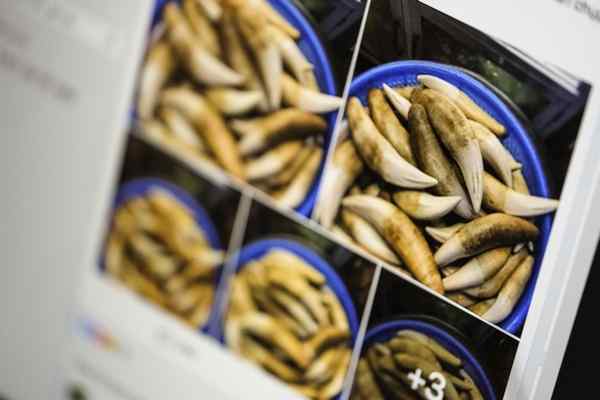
top-left (218, 200), bottom-right (377, 399)
top-left (314, 0), bottom-right (592, 334)
top-left (350, 269), bottom-right (518, 400)
top-left (99, 136), bottom-right (242, 332)
top-left (133, 0), bottom-right (367, 216)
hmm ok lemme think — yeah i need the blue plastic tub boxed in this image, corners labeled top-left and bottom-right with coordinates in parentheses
top-left (105, 177), bottom-right (223, 331)
top-left (220, 238), bottom-right (360, 339)
top-left (350, 61), bottom-right (553, 333)
top-left (363, 319), bottom-right (496, 400)
top-left (147, 0), bottom-right (337, 217)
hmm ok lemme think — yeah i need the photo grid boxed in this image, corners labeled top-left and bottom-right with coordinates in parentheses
top-left (93, 0), bottom-right (593, 399)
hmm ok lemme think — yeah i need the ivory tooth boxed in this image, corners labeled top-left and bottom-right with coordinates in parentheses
top-left (342, 195), bottom-right (443, 293)
top-left (347, 97), bottom-right (437, 189)
top-left (483, 172), bottom-right (559, 217)
top-left (269, 27), bottom-right (315, 88)
top-left (330, 225), bottom-right (357, 248)
top-left (469, 298), bottom-right (496, 317)
top-left (412, 89), bottom-right (484, 212)
top-left (408, 103), bottom-right (476, 219)
top-left (272, 148), bottom-right (323, 209)
top-left (382, 84), bottom-right (411, 120)
top-left (314, 140), bottom-right (364, 228)
top-left (205, 88), bottom-right (262, 116)
top-left (255, 0), bottom-right (300, 38)
top-left (266, 144), bottom-right (314, 188)
top-left (434, 213), bottom-right (539, 266)
top-left (482, 255), bottom-right (534, 323)
top-left (137, 41), bottom-right (176, 119)
top-left (470, 121), bottom-right (519, 186)
top-left (183, 0), bottom-right (221, 56)
top-left (465, 247), bottom-right (528, 299)
top-left (159, 107), bottom-right (205, 151)
top-left (393, 191), bottom-right (461, 221)
top-left (341, 209), bottom-right (402, 265)
top-left (442, 247), bottom-right (511, 291)
top-left (195, 0), bottom-right (222, 22)
top-left (368, 88), bottom-right (416, 165)
top-left (418, 74), bottom-right (506, 136)
top-left (282, 73), bottom-right (342, 113)
top-left (164, 3), bottom-right (244, 86)
top-left (232, 109), bottom-right (327, 156)
top-left (425, 223), bottom-right (465, 244)
top-left (245, 141), bottom-right (303, 181)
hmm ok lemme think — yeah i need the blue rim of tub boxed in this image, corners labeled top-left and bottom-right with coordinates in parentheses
top-left (220, 238), bottom-right (360, 343)
top-left (147, 0), bottom-right (338, 217)
top-left (102, 177), bottom-right (223, 331)
top-left (349, 60), bottom-right (553, 333)
top-left (363, 319), bottom-right (497, 400)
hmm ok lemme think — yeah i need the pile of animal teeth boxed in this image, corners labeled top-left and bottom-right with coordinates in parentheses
top-left (137, 0), bottom-right (342, 209)
top-left (226, 249), bottom-right (352, 399)
top-left (105, 188), bottom-right (223, 328)
top-left (352, 330), bottom-right (484, 400)
top-left (315, 74), bottom-right (559, 324)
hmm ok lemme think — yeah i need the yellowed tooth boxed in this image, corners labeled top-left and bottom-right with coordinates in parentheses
top-left (434, 213), bottom-right (539, 266)
top-left (281, 73), bottom-right (342, 113)
top-left (343, 195), bottom-right (443, 293)
top-left (317, 349), bottom-right (351, 399)
top-left (346, 97), bottom-right (438, 188)
top-left (266, 144), bottom-right (315, 188)
top-left (447, 292), bottom-right (478, 308)
top-left (195, 0), bottom-right (222, 22)
top-left (408, 103), bottom-right (476, 219)
top-left (250, 0), bottom-right (300, 39)
top-left (272, 148), bottom-right (322, 209)
top-left (412, 88), bottom-right (484, 212)
top-left (137, 41), bottom-right (176, 119)
top-left (392, 191), bottom-right (461, 221)
top-left (425, 223), bottom-right (465, 244)
top-left (163, 3), bottom-right (244, 86)
top-left (183, 0), bottom-right (221, 56)
top-left (482, 255), bottom-right (534, 323)
top-left (469, 298), bottom-right (496, 317)
top-left (442, 247), bottom-right (511, 291)
top-left (368, 88), bottom-right (416, 165)
top-left (314, 140), bottom-right (364, 228)
top-left (220, 9), bottom-right (269, 112)
top-left (341, 209), bottom-right (402, 265)
top-left (235, 6), bottom-right (282, 110)
top-left (169, 284), bottom-right (211, 314)
top-left (382, 83), bottom-right (411, 119)
top-left (465, 247), bottom-right (528, 298)
top-left (232, 109), bottom-right (327, 155)
top-left (330, 224), bottom-right (357, 249)
top-left (245, 140), bottom-right (303, 181)
top-left (239, 336), bottom-right (302, 382)
top-left (395, 330), bottom-right (462, 367)
top-left (260, 249), bottom-right (326, 286)
top-left (395, 85), bottom-right (421, 99)
top-left (470, 121), bottom-right (520, 186)
top-left (268, 26), bottom-right (315, 88)
top-left (483, 172), bottom-right (559, 217)
top-left (270, 288), bottom-right (318, 336)
top-left (160, 87), bottom-right (245, 178)
top-left (159, 107), bottom-right (205, 151)
top-left (418, 74), bottom-right (506, 136)
top-left (205, 88), bottom-right (262, 116)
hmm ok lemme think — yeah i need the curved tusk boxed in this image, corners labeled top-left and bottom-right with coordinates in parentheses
top-left (383, 83), bottom-right (411, 120)
top-left (442, 247), bottom-right (511, 291)
top-left (408, 103), bottom-right (476, 219)
top-left (231, 109), bottom-right (327, 155)
top-left (205, 88), bottom-right (262, 116)
top-left (183, 0), bottom-right (221, 56)
top-left (393, 191), bottom-right (461, 221)
top-left (269, 27), bottom-right (316, 88)
top-left (314, 140), bottom-right (364, 228)
top-left (341, 209), bottom-right (402, 265)
top-left (346, 97), bottom-right (438, 189)
top-left (418, 74), bottom-right (506, 136)
top-left (342, 195), bottom-right (443, 293)
top-left (483, 172), bottom-right (559, 217)
top-left (482, 255), bottom-right (534, 323)
top-left (425, 223), bottom-right (465, 244)
top-left (164, 4), bottom-right (244, 86)
top-left (412, 89), bottom-right (483, 212)
top-left (282, 74), bottom-right (343, 113)
top-left (434, 213), bottom-right (539, 266)
top-left (159, 107), bottom-right (205, 151)
top-left (470, 120), bottom-right (519, 186)
top-left (245, 141), bottom-right (303, 181)
top-left (195, 0), bottom-right (222, 22)
top-left (137, 41), bottom-right (176, 119)
top-left (272, 148), bottom-right (323, 209)
top-left (465, 247), bottom-right (528, 299)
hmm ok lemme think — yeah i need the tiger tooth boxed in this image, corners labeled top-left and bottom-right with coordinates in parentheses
top-left (281, 73), bottom-right (343, 113)
top-left (347, 97), bottom-right (437, 189)
top-left (382, 83), bottom-right (411, 120)
top-left (418, 74), bottom-right (506, 136)
top-left (442, 247), bottom-right (511, 291)
top-left (392, 191), bottom-right (461, 221)
top-left (470, 121), bottom-right (519, 186)
top-left (424, 223), bottom-right (465, 244)
top-left (137, 41), bottom-right (176, 119)
top-left (245, 141), bottom-right (303, 181)
top-left (205, 88), bottom-right (262, 116)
